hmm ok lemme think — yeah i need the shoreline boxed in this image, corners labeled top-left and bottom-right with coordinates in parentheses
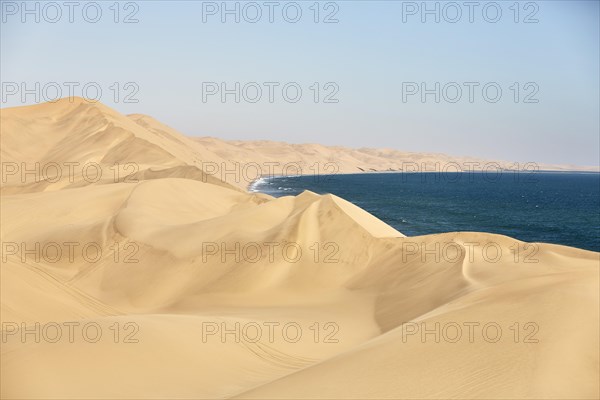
top-left (246, 168), bottom-right (600, 193)
top-left (247, 170), bottom-right (600, 252)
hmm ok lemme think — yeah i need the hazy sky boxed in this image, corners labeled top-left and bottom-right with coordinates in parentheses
top-left (1, 1), bottom-right (599, 166)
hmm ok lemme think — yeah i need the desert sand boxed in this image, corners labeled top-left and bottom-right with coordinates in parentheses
top-left (1, 97), bottom-right (598, 399)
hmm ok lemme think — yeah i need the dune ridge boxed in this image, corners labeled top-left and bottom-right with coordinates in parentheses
top-left (1, 98), bottom-right (598, 399)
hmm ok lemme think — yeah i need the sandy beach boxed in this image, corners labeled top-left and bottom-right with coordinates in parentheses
top-left (0, 98), bottom-right (598, 399)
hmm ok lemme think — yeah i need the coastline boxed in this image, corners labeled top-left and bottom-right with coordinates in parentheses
top-left (246, 168), bottom-right (600, 193)
top-left (248, 170), bottom-right (600, 252)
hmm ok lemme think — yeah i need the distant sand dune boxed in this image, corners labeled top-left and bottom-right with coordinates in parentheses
top-left (1, 98), bottom-right (598, 399)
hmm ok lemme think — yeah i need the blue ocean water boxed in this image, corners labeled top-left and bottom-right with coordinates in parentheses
top-left (253, 172), bottom-right (600, 252)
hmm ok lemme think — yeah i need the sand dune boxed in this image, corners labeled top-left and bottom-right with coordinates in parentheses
top-left (3, 98), bottom-right (595, 195)
top-left (1, 98), bottom-right (598, 399)
top-left (193, 135), bottom-right (600, 179)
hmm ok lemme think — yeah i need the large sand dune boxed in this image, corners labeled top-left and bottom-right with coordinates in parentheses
top-left (1, 98), bottom-right (598, 399)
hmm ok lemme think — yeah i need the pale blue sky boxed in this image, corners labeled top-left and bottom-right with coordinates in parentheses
top-left (1, 0), bottom-right (599, 165)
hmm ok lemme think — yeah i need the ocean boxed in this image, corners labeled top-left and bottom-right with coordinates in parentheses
top-left (252, 172), bottom-right (600, 252)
